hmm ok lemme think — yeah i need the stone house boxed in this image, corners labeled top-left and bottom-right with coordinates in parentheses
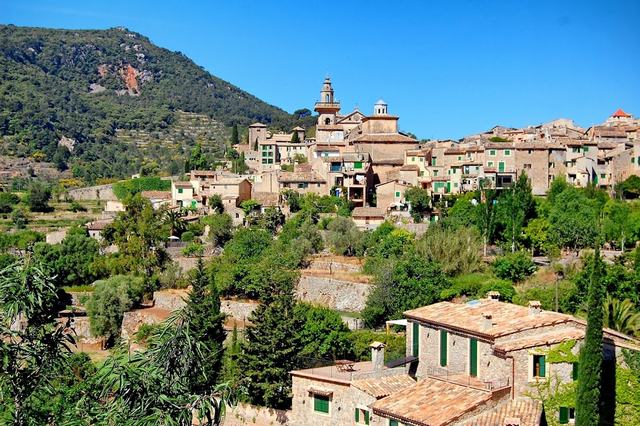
top-left (171, 181), bottom-right (197, 209)
top-left (376, 180), bottom-right (410, 212)
top-left (321, 152), bottom-right (373, 206)
top-left (351, 207), bottom-right (386, 229)
top-left (140, 190), bottom-right (172, 209)
top-left (277, 168), bottom-right (327, 195)
top-left (514, 143), bottom-right (550, 195)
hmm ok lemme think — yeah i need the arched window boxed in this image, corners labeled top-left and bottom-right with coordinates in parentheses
top-left (325, 94), bottom-right (330, 102)
top-left (325, 117), bottom-right (331, 125)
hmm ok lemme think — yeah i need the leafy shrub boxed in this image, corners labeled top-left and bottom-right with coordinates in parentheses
top-left (295, 304), bottom-right (354, 361)
top-left (440, 272), bottom-right (515, 301)
top-left (182, 242), bottom-right (204, 257)
top-left (349, 330), bottom-right (406, 362)
top-left (492, 251), bottom-right (537, 282)
top-left (134, 323), bottom-right (163, 343)
top-left (69, 201), bottom-right (87, 212)
top-left (181, 231), bottom-right (194, 242)
top-left (0, 192), bottom-right (20, 213)
top-left (416, 224), bottom-right (483, 276)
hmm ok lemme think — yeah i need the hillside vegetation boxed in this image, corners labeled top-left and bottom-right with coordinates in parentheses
top-left (0, 25), bottom-right (314, 181)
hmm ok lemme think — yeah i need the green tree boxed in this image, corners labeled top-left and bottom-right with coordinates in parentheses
top-left (492, 251), bottom-right (537, 282)
top-left (239, 284), bottom-right (304, 409)
top-left (416, 224), bottom-right (483, 276)
top-left (86, 275), bottom-right (144, 347)
top-left (26, 181), bottom-right (52, 212)
top-left (405, 186), bottom-right (431, 222)
top-left (295, 304), bottom-right (354, 361)
top-left (189, 143), bottom-right (208, 171)
top-left (601, 296), bottom-right (640, 337)
top-left (290, 131), bottom-right (300, 143)
top-left (602, 200), bottom-right (638, 251)
top-left (549, 188), bottom-right (599, 253)
top-left (523, 217), bottom-right (553, 255)
top-left (498, 173), bottom-right (534, 252)
top-left (575, 245), bottom-right (605, 425)
top-left (478, 180), bottom-right (498, 256)
top-left (230, 124), bottom-right (239, 145)
top-left (260, 206), bottom-right (285, 234)
top-left (327, 216), bottom-right (364, 256)
top-left (11, 207), bottom-right (29, 230)
top-left (208, 194), bottom-right (224, 213)
top-left (0, 258), bottom-right (73, 425)
top-left (0, 192), bottom-right (20, 214)
top-left (164, 208), bottom-right (187, 237)
top-left (204, 213), bottom-right (233, 247)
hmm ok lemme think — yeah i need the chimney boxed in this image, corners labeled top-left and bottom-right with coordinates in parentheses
top-left (370, 341), bottom-right (386, 372)
top-left (528, 301), bottom-right (542, 316)
top-left (481, 312), bottom-right (493, 330)
top-left (487, 291), bottom-right (501, 301)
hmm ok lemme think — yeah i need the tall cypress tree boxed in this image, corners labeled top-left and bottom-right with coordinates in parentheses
top-left (575, 245), bottom-right (605, 425)
top-left (231, 124), bottom-right (239, 146)
top-left (239, 280), bottom-right (304, 409)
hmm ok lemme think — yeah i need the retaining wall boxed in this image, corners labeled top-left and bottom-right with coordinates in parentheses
top-left (222, 403), bottom-right (290, 426)
top-left (69, 184), bottom-right (116, 201)
top-left (296, 274), bottom-right (372, 313)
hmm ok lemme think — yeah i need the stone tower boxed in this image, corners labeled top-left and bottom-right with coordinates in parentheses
top-left (314, 77), bottom-right (341, 127)
top-left (374, 99), bottom-right (388, 116)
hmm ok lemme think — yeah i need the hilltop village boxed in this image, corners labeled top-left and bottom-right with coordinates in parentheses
top-left (2, 77), bottom-right (640, 426)
top-left (89, 77), bottom-right (640, 229)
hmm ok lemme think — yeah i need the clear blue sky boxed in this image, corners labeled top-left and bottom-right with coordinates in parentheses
top-left (3, 0), bottom-right (640, 139)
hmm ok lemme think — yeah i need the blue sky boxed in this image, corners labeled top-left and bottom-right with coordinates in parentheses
top-left (3, 0), bottom-right (640, 139)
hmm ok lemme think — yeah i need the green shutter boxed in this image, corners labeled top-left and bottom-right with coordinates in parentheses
top-left (313, 395), bottom-right (329, 413)
top-left (469, 338), bottom-right (478, 377)
top-left (412, 323), bottom-right (419, 357)
top-left (498, 161), bottom-right (505, 172)
top-left (572, 362), bottom-right (579, 380)
top-left (389, 420), bottom-right (399, 426)
top-left (364, 411), bottom-right (370, 425)
top-left (440, 330), bottom-right (448, 366)
top-left (355, 408), bottom-right (360, 422)
top-left (539, 355), bottom-right (546, 377)
top-left (559, 406), bottom-right (569, 424)
top-left (354, 161), bottom-right (363, 169)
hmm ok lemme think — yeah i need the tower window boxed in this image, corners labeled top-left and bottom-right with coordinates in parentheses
top-left (325, 94), bottom-right (329, 102)
top-left (325, 118), bottom-right (331, 125)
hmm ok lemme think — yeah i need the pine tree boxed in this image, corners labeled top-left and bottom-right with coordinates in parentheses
top-left (290, 131), bottom-right (300, 143)
top-left (575, 245), bottom-right (605, 425)
top-left (239, 282), bottom-right (304, 409)
top-left (185, 258), bottom-right (226, 393)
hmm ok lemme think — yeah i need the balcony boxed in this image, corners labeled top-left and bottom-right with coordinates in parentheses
top-left (425, 366), bottom-right (510, 392)
top-left (314, 101), bottom-right (341, 110)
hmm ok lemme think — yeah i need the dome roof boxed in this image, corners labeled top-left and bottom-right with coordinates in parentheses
top-left (375, 99), bottom-right (387, 105)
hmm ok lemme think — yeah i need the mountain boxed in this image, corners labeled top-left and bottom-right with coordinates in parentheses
top-left (0, 25), bottom-right (314, 181)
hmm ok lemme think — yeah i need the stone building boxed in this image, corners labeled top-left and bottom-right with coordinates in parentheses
top-left (290, 296), bottom-right (640, 426)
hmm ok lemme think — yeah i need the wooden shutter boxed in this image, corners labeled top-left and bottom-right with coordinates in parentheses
top-left (314, 395), bottom-right (329, 413)
top-left (572, 362), bottom-right (579, 380)
top-left (469, 338), bottom-right (478, 377)
top-left (539, 355), bottom-right (546, 377)
top-left (440, 330), bottom-right (448, 367)
top-left (364, 411), bottom-right (370, 425)
top-left (559, 406), bottom-right (569, 424)
top-left (412, 323), bottom-right (419, 357)
top-left (389, 420), bottom-right (399, 426)
top-left (355, 408), bottom-right (359, 422)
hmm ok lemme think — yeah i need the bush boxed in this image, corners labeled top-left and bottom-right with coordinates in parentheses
top-left (295, 304), bottom-right (354, 361)
top-left (69, 200), bottom-right (87, 212)
top-left (180, 231), bottom-right (194, 242)
top-left (492, 251), bottom-right (537, 282)
top-left (440, 272), bottom-right (515, 301)
top-left (0, 192), bottom-right (20, 213)
top-left (327, 217), bottom-right (364, 256)
top-left (416, 225), bottom-right (483, 276)
top-left (26, 181), bottom-right (52, 212)
top-left (182, 242), bottom-right (204, 257)
top-left (349, 330), bottom-right (406, 362)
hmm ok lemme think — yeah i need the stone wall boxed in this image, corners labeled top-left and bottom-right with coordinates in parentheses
top-left (120, 308), bottom-right (172, 341)
top-left (296, 274), bottom-right (372, 313)
top-left (153, 290), bottom-right (188, 310)
top-left (58, 316), bottom-right (100, 343)
top-left (221, 299), bottom-right (258, 323)
top-left (69, 184), bottom-right (116, 201)
top-left (306, 257), bottom-right (363, 273)
top-left (222, 403), bottom-right (290, 426)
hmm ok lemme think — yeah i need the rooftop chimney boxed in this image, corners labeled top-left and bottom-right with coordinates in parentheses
top-left (487, 291), bottom-right (501, 301)
top-left (528, 301), bottom-right (542, 316)
top-left (370, 341), bottom-right (386, 372)
top-left (481, 312), bottom-right (493, 330)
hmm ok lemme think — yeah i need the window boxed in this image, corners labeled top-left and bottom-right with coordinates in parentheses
top-left (532, 354), bottom-right (546, 378)
top-left (420, 171), bottom-right (425, 177)
top-left (458, 156), bottom-right (462, 161)
top-left (354, 161), bottom-right (363, 169)
top-left (412, 322), bottom-right (419, 357)
top-left (572, 147), bottom-right (580, 153)
top-left (582, 146), bottom-right (589, 152)
top-left (504, 149), bottom-right (511, 156)
top-left (178, 188), bottom-right (183, 194)
top-left (600, 173), bottom-right (606, 179)
top-left (524, 164), bottom-right (531, 169)
top-left (411, 156), bottom-right (416, 162)
top-left (487, 161), bottom-right (494, 167)
top-left (498, 161), bottom-right (505, 172)
top-left (395, 191), bottom-right (401, 197)
top-left (313, 394), bottom-right (330, 414)
top-left (431, 157), bottom-right (437, 166)
top-left (389, 420), bottom-right (399, 426)
top-left (454, 182), bottom-right (458, 187)
top-left (572, 362), bottom-right (579, 380)
top-left (633, 157), bottom-right (636, 164)
top-left (440, 330), bottom-right (448, 367)
top-left (469, 338), bottom-right (478, 377)
top-left (355, 408), bottom-right (370, 424)
top-left (559, 407), bottom-right (575, 424)
top-left (325, 117), bottom-right (331, 125)
top-left (297, 183), bottom-right (308, 189)
top-left (489, 150), bottom-right (496, 156)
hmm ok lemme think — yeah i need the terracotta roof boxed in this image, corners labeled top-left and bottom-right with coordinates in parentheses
top-left (493, 328), bottom-right (585, 353)
top-left (173, 182), bottom-right (192, 188)
top-left (462, 399), bottom-right (543, 426)
top-left (404, 299), bottom-right (573, 339)
top-left (249, 122), bottom-right (267, 127)
top-left (141, 190), bottom-right (171, 200)
top-left (444, 148), bottom-right (467, 155)
top-left (252, 191), bottom-right (279, 207)
top-left (371, 377), bottom-right (493, 426)
top-left (351, 375), bottom-right (416, 398)
top-left (352, 133), bottom-right (417, 143)
top-left (86, 219), bottom-right (112, 231)
top-left (352, 207), bottom-right (385, 218)
top-left (612, 108), bottom-right (631, 118)
top-left (278, 171), bottom-right (326, 183)
top-left (208, 177), bottom-right (249, 185)
top-left (400, 164), bottom-right (420, 171)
